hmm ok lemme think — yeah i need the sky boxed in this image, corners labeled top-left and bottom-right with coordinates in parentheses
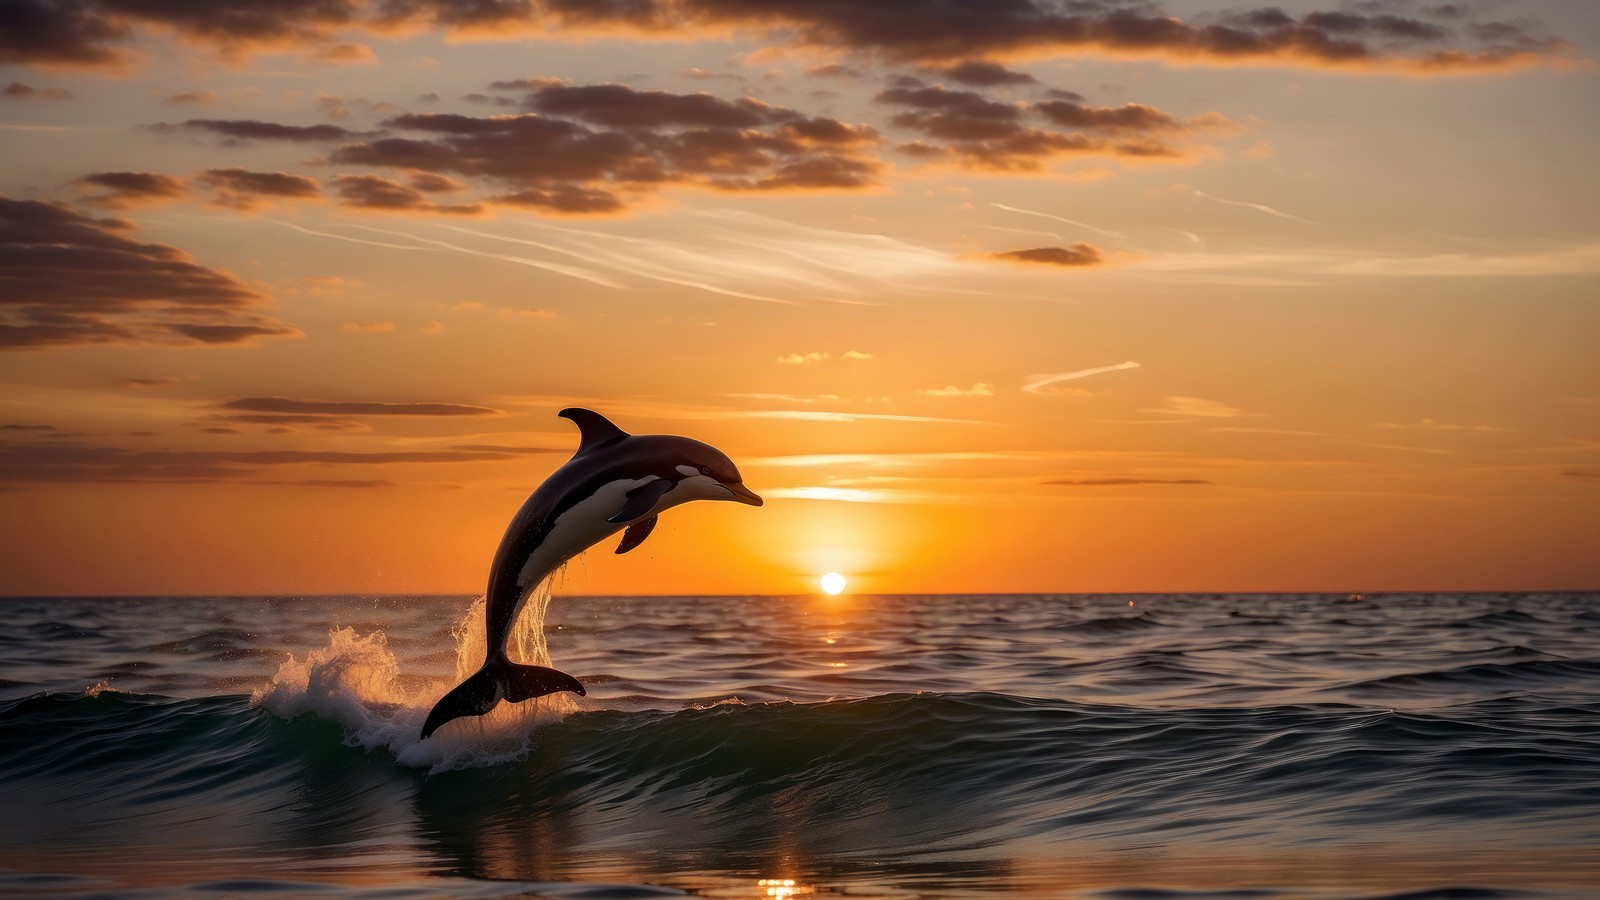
top-left (1, 0), bottom-right (1597, 597)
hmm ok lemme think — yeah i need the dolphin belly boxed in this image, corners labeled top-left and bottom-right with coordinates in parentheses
top-left (514, 475), bottom-right (658, 593)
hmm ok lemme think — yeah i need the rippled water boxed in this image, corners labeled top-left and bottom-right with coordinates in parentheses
top-left (2, 593), bottom-right (1598, 899)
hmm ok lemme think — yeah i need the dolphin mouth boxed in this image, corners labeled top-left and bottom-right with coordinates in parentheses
top-left (725, 482), bottom-right (763, 507)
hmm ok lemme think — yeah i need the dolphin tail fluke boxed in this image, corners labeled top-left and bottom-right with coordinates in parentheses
top-left (419, 657), bottom-right (585, 739)
top-left (503, 661), bottom-right (586, 703)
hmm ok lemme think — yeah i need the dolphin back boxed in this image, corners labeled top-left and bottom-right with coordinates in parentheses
top-left (420, 654), bottom-right (585, 739)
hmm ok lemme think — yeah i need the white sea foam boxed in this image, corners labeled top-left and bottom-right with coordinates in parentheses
top-left (254, 584), bottom-right (579, 773)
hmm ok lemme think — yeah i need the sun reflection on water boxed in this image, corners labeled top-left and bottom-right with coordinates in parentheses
top-left (757, 877), bottom-right (809, 898)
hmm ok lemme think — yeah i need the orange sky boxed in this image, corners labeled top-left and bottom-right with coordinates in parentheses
top-left (2, 0), bottom-right (1597, 595)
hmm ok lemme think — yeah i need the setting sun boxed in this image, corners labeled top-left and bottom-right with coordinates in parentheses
top-left (819, 573), bottom-right (847, 596)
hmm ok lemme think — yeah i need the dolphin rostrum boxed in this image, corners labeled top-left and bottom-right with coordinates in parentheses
top-left (420, 407), bottom-right (763, 739)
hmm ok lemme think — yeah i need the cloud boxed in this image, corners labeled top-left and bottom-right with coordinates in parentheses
top-left (921, 383), bottom-right (994, 397)
top-left (313, 42), bottom-right (377, 66)
top-left (322, 83), bottom-right (881, 214)
top-left (120, 375), bottom-right (195, 390)
top-left (4, 81), bottom-right (76, 100)
top-left (991, 202), bottom-right (1123, 239)
top-left (1023, 361), bottom-right (1139, 395)
top-left (1045, 478), bottom-right (1211, 486)
top-left (220, 397), bottom-right (501, 417)
top-left (674, 1), bottom-right (1571, 73)
top-left (805, 63), bottom-right (862, 79)
top-left (163, 90), bottom-right (219, 106)
top-left (841, 349), bottom-right (872, 360)
top-left (73, 171), bottom-right (189, 209)
top-left (0, 196), bottom-right (297, 350)
top-left (989, 244), bottom-right (1104, 267)
top-left (875, 82), bottom-right (1216, 170)
top-left (925, 60), bottom-right (1037, 86)
top-left (0, 1), bottom-right (1570, 76)
top-left (154, 119), bottom-right (377, 143)
top-left (1143, 396), bottom-right (1256, 418)
top-left (332, 173), bottom-right (483, 215)
top-left (197, 167), bottom-right (322, 210)
top-left (340, 320), bottom-right (395, 332)
top-left (0, 440), bottom-right (541, 485)
top-left (777, 351), bottom-right (829, 364)
top-left (1193, 190), bottom-right (1320, 225)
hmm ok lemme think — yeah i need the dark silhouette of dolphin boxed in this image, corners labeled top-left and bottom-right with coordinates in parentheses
top-left (420, 407), bottom-right (762, 738)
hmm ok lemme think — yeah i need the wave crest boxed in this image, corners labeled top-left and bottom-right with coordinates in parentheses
top-left (252, 587), bottom-right (578, 773)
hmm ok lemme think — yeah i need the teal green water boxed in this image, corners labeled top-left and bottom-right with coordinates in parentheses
top-left (3, 594), bottom-right (1598, 898)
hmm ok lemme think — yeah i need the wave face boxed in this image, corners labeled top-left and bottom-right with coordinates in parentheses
top-left (3, 593), bottom-right (1600, 899)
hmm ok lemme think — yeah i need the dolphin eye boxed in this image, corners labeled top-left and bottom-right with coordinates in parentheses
top-left (699, 466), bottom-right (712, 476)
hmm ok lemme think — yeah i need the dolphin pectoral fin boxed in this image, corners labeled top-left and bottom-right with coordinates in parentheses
top-left (503, 663), bottom-right (586, 703)
top-left (607, 478), bottom-right (673, 524)
top-left (615, 515), bottom-right (658, 554)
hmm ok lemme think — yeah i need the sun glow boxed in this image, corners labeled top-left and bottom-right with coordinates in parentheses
top-left (819, 572), bottom-right (847, 595)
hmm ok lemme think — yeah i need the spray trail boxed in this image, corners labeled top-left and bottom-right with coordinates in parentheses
top-left (254, 582), bottom-right (577, 773)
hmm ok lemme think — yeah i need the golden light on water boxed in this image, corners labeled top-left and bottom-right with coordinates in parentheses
top-left (819, 573), bottom-right (846, 596)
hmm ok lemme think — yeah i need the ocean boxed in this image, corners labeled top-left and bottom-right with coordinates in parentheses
top-left (2, 593), bottom-right (1598, 899)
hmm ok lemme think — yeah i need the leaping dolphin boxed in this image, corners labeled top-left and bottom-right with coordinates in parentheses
top-left (420, 407), bottom-right (763, 739)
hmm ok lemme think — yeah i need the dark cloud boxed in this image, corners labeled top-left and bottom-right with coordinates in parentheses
top-left (209, 413), bottom-right (367, 430)
top-left (451, 444), bottom-right (565, 454)
top-left (3, 423), bottom-right (57, 431)
top-left (332, 173), bottom-right (484, 214)
top-left (408, 172), bottom-right (465, 192)
top-left (154, 119), bottom-right (376, 143)
top-left (805, 62), bottom-right (862, 79)
top-left (1045, 477), bottom-right (1211, 486)
top-left (74, 171), bottom-right (189, 209)
top-left (0, 439), bottom-right (535, 485)
top-left (196, 167), bottom-right (323, 209)
top-left (220, 397), bottom-right (503, 416)
top-left (164, 90), bottom-right (219, 105)
top-left (990, 244), bottom-right (1105, 267)
top-left (875, 81), bottom-right (1222, 169)
top-left (493, 186), bottom-right (625, 214)
top-left (1034, 98), bottom-right (1183, 133)
top-left (1563, 471), bottom-right (1600, 480)
top-left (325, 84), bottom-right (880, 212)
top-left (4, 80), bottom-right (76, 99)
top-left (0, 0), bottom-right (1565, 75)
top-left (526, 81), bottom-right (779, 128)
top-left (673, 0), bottom-right (1558, 71)
top-left (120, 376), bottom-right (191, 389)
top-left (926, 60), bottom-right (1038, 86)
top-left (0, 196), bottom-right (297, 350)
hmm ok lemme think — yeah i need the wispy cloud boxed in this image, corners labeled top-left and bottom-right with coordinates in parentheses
top-left (1193, 190), bottom-right (1321, 226)
top-left (921, 383), bottom-right (995, 397)
top-left (221, 397), bottom-right (502, 417)
top-left (1023, 361), bottom-right (1140, 395)
top-left (1045, 478), bottom-right (1211, 487)
top-left (991, 202), bottom-right (1124, 239)
top-left (1142, 396), bottom-right (1258, 418)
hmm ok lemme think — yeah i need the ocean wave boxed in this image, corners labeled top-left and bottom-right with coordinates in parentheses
top-left (6, 687), bottom-right (1599, 858)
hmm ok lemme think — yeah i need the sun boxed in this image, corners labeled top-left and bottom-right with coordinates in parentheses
top-left (819, 572), bottom-right (847, 595)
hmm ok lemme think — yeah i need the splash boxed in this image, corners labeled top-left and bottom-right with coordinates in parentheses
top-left (254, 582), bottom-right (578, 773)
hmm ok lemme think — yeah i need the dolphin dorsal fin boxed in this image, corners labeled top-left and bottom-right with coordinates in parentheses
top-left (559, 407), bottom-right (628, 452)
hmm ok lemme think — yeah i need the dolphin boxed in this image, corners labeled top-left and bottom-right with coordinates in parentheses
top-left (420, 407), bottom-right (763, 739)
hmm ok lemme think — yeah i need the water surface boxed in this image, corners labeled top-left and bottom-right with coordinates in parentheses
top-left (2, 593), bottom-right (1598, 898)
